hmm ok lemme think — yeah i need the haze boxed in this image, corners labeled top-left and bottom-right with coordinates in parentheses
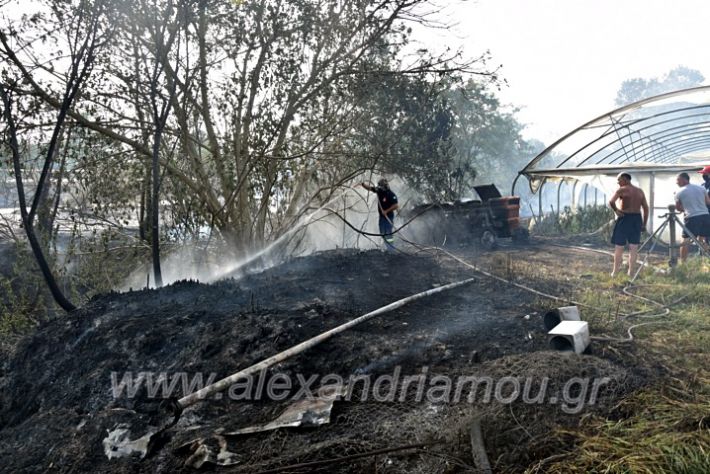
top-left (416, 0), bottom-right (710, 144)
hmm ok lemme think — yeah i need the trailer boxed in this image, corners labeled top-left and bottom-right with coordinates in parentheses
top-left (409, 184), bottom-right (528, 249)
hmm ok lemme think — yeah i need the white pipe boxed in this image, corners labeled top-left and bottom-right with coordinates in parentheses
top-left (178, 277), bottom-right (477, 408)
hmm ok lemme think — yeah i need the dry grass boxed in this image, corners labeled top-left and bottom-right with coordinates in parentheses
top-left (527, 385), bottom-right (710, 474)
top-left (525, 257), bottom-right (710, 473)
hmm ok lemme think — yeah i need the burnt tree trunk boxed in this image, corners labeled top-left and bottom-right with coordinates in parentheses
top-left (1, 86), bottom-right (76, 312)
top-left (150, 120), bottom-right (163, 287)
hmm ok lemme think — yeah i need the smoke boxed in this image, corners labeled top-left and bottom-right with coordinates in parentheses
top-left (117, 185), bottom-right (392, 290)
top-left (117, 176), bottom-right (499, 291)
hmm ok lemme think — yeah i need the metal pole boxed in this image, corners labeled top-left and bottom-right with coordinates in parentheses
top-left (557, 180), bottom-right (563, 215)
top-left (649, 172), bottom-right (655, 233)
top-left (511, 173), bottom-right (522, 197)
top-left (583, 183), bottom-right (588, 208)
top-left (571, 180), bottom-right (579, 209)
top-left (538, 180), bottom-right (545, 218)
top-left (668, 204), bottom-right (677, 267)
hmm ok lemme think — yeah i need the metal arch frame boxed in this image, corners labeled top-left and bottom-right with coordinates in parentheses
top-left (557, 179), bottom-right (565, 214)
top-left (511, 173), bottom-right (522, 196)
top-left (599, 124), bottom-right (710, 165)
top-left (588, 116), bottom-right (710, 165)
top-left (602, 120), bottom-right (710, 165)
top-left (545, 105), bottom-right (710, 170)
top-left (610, 114), bottom-right (635, 165)
top-left (521, 85), bottom-right (710, 176)
top-left (521, 163), bottom-right (705, 178)
top-left (653, 138), bottom-right (710, 161)
top-left (571, 179), bottom-right (579, 208)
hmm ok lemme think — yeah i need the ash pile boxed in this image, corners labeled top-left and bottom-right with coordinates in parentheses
top-left (0, 249), bottom-right (640, 473)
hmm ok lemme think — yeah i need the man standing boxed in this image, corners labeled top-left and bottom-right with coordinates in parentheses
top-left (362, 178), bottom-right (398, 250)
top-left (608, 173), bottom-right (649, 277)
top-left (699, 165), bottom-right (710, 212)
top-left (674, 172), bottom-right (710, 261)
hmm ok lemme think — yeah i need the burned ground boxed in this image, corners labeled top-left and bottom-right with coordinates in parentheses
top-left (0, 243), bottom-right (649, 473)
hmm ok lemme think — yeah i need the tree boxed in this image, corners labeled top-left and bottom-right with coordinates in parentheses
top-left (136, 0), bottom-right (188, 287)
top-left (340, 72), bottom-right (458, 202)
top-left (615, 66), bottom-right (705, 106)
top-left (2, 0), bottom-right (490, 258)
top-left (0, 0), bottom-right (113, 311)
top-left (445, 79), bottom-right (535, 198)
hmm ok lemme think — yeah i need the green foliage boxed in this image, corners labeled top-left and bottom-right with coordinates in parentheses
top-left (3, 0), bottom-right (503, 251)
top-left (62, 228), bottom-right (149, 301)
top-left (0, 243), bottom-right (49, 336)
top-left (0, 228), bottom-right (149, 336)
top-left (448, 79), bottom-right (537, 194)
top-left (348, 74), bottom-right (459, 202)
top-left (531, 205), bottom-right (614, 237)
top-left (359, 76), bottom-right (538, 203)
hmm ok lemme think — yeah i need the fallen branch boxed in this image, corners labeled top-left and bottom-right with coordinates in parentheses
top-left (178, 277), bottom-right (477, 408)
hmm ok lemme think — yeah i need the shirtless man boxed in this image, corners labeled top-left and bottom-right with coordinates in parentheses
top-left (608, 173), bottom-right (649, 277)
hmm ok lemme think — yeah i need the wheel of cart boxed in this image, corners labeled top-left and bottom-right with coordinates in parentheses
top-left (511, 227), bottom-right (530, 244)
top-left (480, 228), bottom-right (497, 250)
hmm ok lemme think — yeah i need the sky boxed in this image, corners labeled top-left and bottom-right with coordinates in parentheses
top-left (5, 0), bottom-right (710, 148)
top-left (412, 0), bottom-right (710, 145)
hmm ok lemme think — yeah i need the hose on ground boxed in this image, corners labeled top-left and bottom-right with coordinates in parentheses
top-left (323, 206), bottom-right (687, 344)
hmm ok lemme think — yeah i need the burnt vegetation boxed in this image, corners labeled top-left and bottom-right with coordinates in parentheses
top-left (1, 1), bottom-right (708, 473)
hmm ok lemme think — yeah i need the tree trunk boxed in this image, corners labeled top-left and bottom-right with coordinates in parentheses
top-left (151, 125), bottom-right (163, 288)
top-left (1, 86), bottom-right (76, 312)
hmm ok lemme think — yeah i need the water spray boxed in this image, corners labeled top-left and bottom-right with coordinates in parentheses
top-left (208, 188), bottom-right (360, 280)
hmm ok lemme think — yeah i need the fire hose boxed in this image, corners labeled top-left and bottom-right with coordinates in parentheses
top-left (105, 203), bottom-right (685, 458)
top-left (323, 206), bottom-right (687, 344)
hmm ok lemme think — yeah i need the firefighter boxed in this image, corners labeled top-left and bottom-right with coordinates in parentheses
top-left (361, 179), bottom-right (399, 250)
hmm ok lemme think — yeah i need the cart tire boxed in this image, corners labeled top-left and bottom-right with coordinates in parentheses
top-left (480, 230), bottom-right (497, 250)
top-left (512, 227), bottom-right (530, 244)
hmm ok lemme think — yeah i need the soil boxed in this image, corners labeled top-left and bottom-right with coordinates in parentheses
top-left (0, 238), bottom-right (650, 473)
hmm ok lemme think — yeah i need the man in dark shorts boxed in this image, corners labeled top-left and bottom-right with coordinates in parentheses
top-left (362, 178), bottom-right (399, 250)
top-left (608, 173), bottom-right (649, 277)
top-left (674, 172), bottom-right (710, 261)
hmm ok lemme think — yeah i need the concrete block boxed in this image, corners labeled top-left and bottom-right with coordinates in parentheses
top-left (548, 320), bottom-right (590, 354)
top-left (543, 305), bottom-right (581, 331)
